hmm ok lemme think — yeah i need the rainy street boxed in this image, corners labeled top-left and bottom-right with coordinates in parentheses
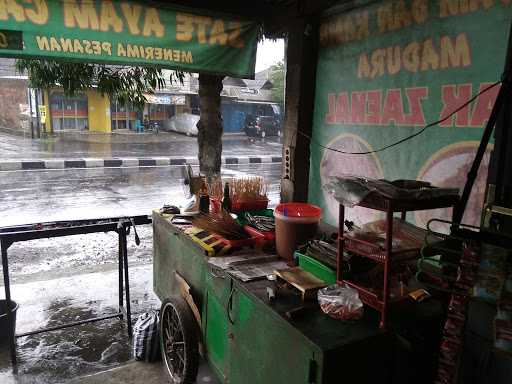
top-left (0, 130), bottom-right (283, 160)
top-left (0, 162), bottom-right (282, 383)
top-left (0, 164), bottom-right (281, 280)
top-left (0, 14), bottom-right (287, 381)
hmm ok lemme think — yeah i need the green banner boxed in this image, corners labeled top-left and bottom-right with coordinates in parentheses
top-left (0, 0), bottom-right (258, 78)
top-left (309, 0), bottom-right (511, 228)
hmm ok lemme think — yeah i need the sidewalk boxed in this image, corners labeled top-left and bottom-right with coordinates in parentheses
top-left (60, 130), bottom-right (247, 144)
top-left (0, 154), bottom-right (282, 171)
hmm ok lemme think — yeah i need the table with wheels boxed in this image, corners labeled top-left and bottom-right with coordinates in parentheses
top-left (153, 211), bottom-right (413, 384)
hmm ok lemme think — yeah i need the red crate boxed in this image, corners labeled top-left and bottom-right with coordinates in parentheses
top-left (211, 197), bottom-right (269, 213)
top-left (244, 225), bottom-right (275, 242)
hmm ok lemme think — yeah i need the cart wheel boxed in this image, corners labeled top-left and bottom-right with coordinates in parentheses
top-left (160, 297), bottom-right (199, 384)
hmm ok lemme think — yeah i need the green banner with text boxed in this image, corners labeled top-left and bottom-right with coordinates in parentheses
top-left (309, 0), bottom-right (511, 228)
top-left (0, 0), bottom-right (258, 78)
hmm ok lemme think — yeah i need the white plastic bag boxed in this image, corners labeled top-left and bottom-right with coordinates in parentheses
top-left (318, 284), bottom-right (364, 320)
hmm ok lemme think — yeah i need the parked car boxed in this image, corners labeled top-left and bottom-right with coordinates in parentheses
top-left (243, 115), bottom-right (281, 138)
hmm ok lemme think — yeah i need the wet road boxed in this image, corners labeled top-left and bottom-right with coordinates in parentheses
top-left (0, 164), bottom-right (281, 227)
top-left (0, 163), bottom-right (280, 383)
top-left (0, 131), bottom-right (282, 159)
top-left (0, 164), bottom-right (281, 281)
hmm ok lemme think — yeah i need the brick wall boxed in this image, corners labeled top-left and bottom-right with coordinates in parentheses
top-left (0, 78), bottom-right (29, 134)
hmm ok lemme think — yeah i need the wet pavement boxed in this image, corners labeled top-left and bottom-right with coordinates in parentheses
top-left (0, 264), bottom-right (160, 384)
top-left (0, 131), bottom-right (282, 160)
top-left (0, 164), bottom-right (281, 227)
top-left (0, 163), bottom-right (281, 383)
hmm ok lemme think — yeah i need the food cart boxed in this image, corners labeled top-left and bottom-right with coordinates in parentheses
top-left (152, 209), bottom-right (397, 384)
top-left (152, 177), bottom-right (462, 384)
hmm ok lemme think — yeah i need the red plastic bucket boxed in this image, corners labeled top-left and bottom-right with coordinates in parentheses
top-left (274, 203), bottom-right (322, 261)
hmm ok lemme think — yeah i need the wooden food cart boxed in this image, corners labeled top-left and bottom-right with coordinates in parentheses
top-left (152, 211), bottom-right (394, 383)
top-left (152, 210), bottom-right (448, 384)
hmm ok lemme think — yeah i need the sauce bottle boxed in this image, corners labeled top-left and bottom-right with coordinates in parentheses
top-left (221, 182), bottom-right (232, 212)
top-left (199, 178), bottom-right (210, 214)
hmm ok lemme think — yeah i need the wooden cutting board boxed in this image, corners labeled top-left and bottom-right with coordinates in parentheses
top-left (274, 267), bottom-right (327, 301)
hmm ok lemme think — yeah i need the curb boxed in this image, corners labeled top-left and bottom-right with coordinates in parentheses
top-left (0, 156), bottom-right (283, 171)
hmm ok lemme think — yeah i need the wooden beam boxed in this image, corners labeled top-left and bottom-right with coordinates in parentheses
top-left (281, 18), bottom-right (319, 202)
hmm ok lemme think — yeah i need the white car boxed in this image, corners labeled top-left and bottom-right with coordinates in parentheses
top-left (164, 113), bottom-right (200, 136)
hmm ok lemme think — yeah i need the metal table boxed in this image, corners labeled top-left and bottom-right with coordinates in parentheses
top-left (0, 215), bottom-right (152, 365)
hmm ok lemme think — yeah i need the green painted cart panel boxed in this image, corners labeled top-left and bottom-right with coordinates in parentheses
top-left (229, 288), bottom-right (320, 384)
top-left (153, 211), bottom-right (207, 305)
top-left (204, 269), bottom-right (232, 381)
top-left (153, 212), bottom-right (398, 384)
top-left (205, 290), bottom-right (230, 381)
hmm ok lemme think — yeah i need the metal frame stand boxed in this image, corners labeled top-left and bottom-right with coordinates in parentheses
top-left (452, 21), bottom-right (512, 228)
top-left (0, 215), bottom-right (151, 366)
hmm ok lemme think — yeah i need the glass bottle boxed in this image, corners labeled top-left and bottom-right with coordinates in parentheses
top-left (199, 178), bottom-right (210, 214)
top-left (221, 182), bottom-right (232, 212)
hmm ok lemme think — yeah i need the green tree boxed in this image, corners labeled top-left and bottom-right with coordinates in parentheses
top-left (270, 61), bottom-right (285, 105)
top-left (15, 59), bottom-right (224, 176)
top-left (15, 59), bottom-right (184, 110)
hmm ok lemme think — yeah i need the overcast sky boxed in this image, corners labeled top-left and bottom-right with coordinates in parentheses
top-left (256, 39), bottom-right (285, 72)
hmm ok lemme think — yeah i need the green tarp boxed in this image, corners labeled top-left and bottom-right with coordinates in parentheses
top-left (0, 0), bottom-right (258, 78)
top-left (309, 0), bottom-right (511, 227)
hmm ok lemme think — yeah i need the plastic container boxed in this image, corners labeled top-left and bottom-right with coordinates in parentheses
top-left (0, 300), bottom-right (18, 345)
top-left (274, 203), bottom-right (322, 261)
top-left (296, 251), bottom-right (336, 285)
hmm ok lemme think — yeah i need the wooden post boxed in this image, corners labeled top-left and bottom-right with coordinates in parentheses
top-left (197, 73), bottom-right (224, 177)
top-left (281, 19), bottom-right (319, 203)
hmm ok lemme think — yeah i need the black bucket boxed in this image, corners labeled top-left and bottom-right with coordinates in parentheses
top-left (0, 300), bottom-right (18, 344)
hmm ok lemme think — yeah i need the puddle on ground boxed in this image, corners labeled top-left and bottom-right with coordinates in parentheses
top-left (0, 265), bottom-right (160, 384)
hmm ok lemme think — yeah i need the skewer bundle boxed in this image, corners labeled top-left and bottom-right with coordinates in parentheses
top-left (209, 177), bottom-right (267, 202)
top-left (192, 211), bottom-right (249, 240)
top-left (246, 213), bottom-right (275, 231)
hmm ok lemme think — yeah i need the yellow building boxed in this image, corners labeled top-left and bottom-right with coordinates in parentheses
top-left (43, 89), bottom-right (190, 134)
top-left (44, 89), bottom-right (112, 133)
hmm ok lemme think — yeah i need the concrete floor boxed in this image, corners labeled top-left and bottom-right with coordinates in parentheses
top-left (70, 360), bottom-right (218, 384)
top-left (0, 264), bottom-right (219, 384)
top-left (70, 362), bottom-right (170, 384)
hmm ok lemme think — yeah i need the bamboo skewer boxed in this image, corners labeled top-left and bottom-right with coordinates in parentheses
top-left (192, 210), bottom-right (249, 240)
top-left (209, 177), bottom-right (268, 202)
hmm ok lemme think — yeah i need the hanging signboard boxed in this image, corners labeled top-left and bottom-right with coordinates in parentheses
top-left (0, 0), bottom-right (258, 78)
top-left (309, 0), bottom-right (511, 228)
top-left (38, 105), bottom-right (47, 124)
top-left (144, 94), bottom-right (186, 105)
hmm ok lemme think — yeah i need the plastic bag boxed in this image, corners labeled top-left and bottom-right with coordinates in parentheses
top-left (133, 310), bottom-right (161, 362)
top-left (318, 284), bottom-right (364, 320)
top-left (323, 176), bottom-right (459, 207)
